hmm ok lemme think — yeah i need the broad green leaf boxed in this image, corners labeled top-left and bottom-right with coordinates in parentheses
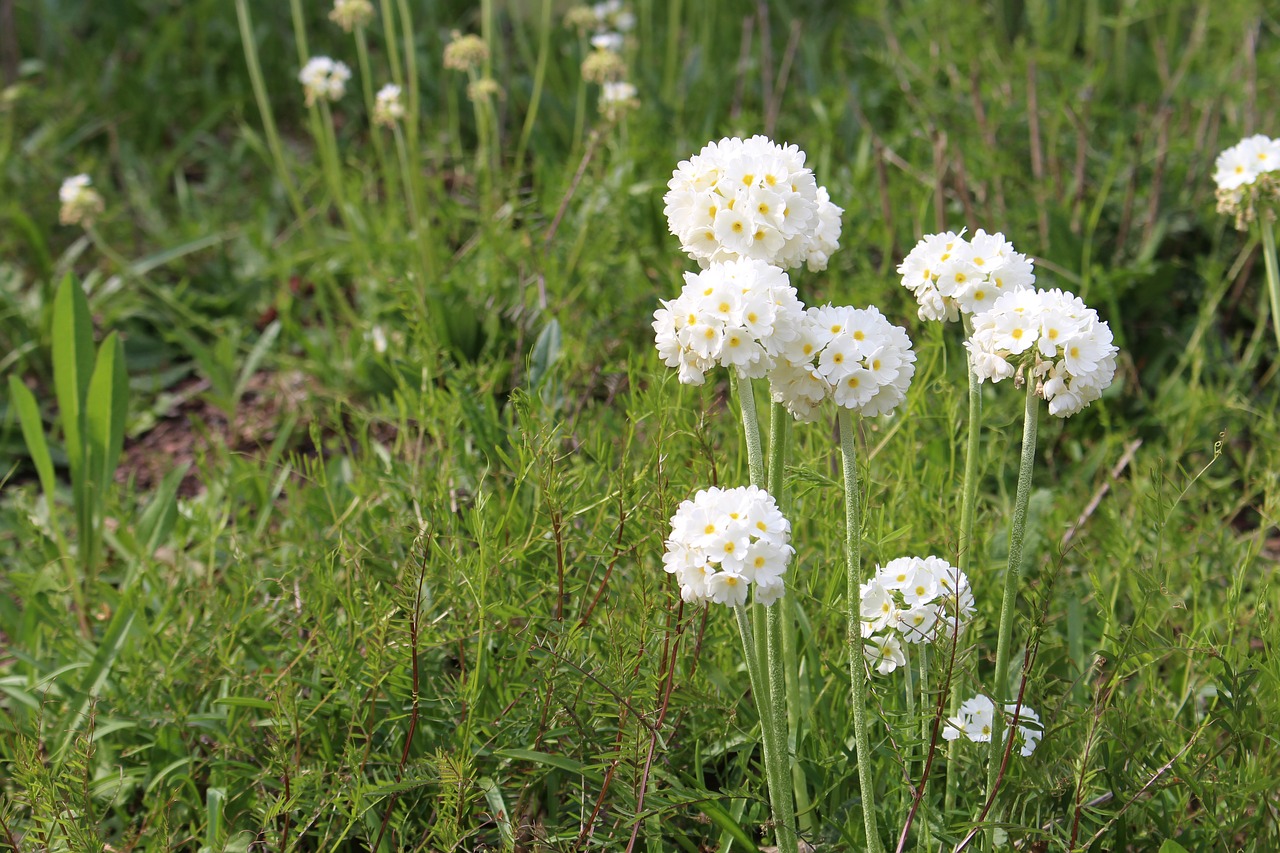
top-left (51, 275), bottom-right (94, 496)
top-left (695, 800), bottom-right (759, 852)
top-left (1159, 842), bottom-right (1191, 853)
top-left (7, 376), bottom-right (57, 518)
top-left (527, 317), bottom-right (561, 390)
top-left (85, 332), bottom-right (128, 515)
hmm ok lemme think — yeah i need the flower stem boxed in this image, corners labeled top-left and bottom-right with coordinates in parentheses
top-left (769, 402), bottom-right (813, 837)
top-left (735, 605), bottom-right (794, 853)
top-left (947, 315), bottom-right (983, 815)
top-left (1261, 216), bottom-right (1280, 354)
top-left (839, 408), bottom-right (883, 853)
top-left (734, 374), bottom-right (766, 489)
top-left (982, 378), bottom-right (1040, 819)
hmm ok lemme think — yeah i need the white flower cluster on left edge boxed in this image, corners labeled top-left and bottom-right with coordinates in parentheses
top-left (663, 486), bottom-right (794, 607)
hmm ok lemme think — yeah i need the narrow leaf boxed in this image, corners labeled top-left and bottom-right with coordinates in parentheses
top-left (8, 376), bottom-right (58, 518)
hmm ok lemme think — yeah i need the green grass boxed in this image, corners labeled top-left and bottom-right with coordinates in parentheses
top-left (1, 0), bottom-right (1278, 849)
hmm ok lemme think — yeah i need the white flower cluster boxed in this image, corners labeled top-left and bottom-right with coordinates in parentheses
top-left (374, 84), bottom-right (404, 126)
top-left (770, 304), bottom-right (916, 422)
top-left (299, 57), bottom-right (352, 106)
top-left (329, 0), bottom-right (373, 32)
top-left (1214, 134), bottom-right (1280, 229)
top-left (942, 694), bottom-right (1043, 757)
top-left (58, 174), bottom-right (104, 227)
top-left (897, 229), bottom-right (1035, 322)
top-left (652, 258), bottom-right (805, 385)
top-left (664, 135), bottom-right (843, 271)
top-left (600, 81), bottom-right (638, 121)
top-left (966, 288), bottom-right (1118, 418)
top-left (859, 556), bottom-right (975, 675)
top-left (663, 485), bottom-right (793, 607)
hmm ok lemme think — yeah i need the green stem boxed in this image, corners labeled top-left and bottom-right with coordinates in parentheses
top-left (983, 378), bottom-right (1040, 820)
top-left (516, 0), bottom-right (552, 169)
top-left (766, 603), bottom-right (799, 853)
top-left (734, 605), bottom-right (793, 852)
top-left (234, 0), bottom-right (308, 224)
top-left (947, 314), bottom-right (983, 815)
top-left (839, 408), bottom-right (883, 853)
top-left (733, 374), bottom-right (765, 489)
top-left (1261, 217), bottom-right (1280, 354)
top-left (769, 402), bottom-right (812, 836)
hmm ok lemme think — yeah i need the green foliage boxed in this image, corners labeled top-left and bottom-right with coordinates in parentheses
top-left (1, 0), bottom-right (1278, 850)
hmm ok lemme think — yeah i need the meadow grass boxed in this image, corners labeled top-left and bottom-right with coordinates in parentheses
top-left (1, 0), bottom-right (1278, 849)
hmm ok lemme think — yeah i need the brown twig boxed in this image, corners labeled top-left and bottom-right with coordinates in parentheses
top-left (625, 601), bottom-right (686, 853)
top-left (730, 15), bottom-right (754, 124)
top-left (1026, 60), bottom-right (1049, 248)
top-left (766, 20), bottom-right (803, 138)
top-left (579, 495), bottom-right (630, 626)
top-left (1061, 440), bottom-right (1142, 549)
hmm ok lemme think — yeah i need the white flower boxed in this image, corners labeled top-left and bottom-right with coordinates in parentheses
top-left (373, 84), bottom-right (404, 126)
top-left (664, 135), bottom-right (842, 270)
top-left (590, 31), bottom-right (624, 52)
top-left (898, 229), bottom-right (1035, 322)
top-left (58, 174), bottom-right (104, 227)
top-left (858, 557), bottom-right (973, 665)
top-left (663, 485), bottom-right (793, 607)
top-left (966, 288), bottom-right (1118, 418)
top-left (299, 56), bottom-right (352, 106)
top-left (329, 0), bottom-right (373, 31)
top-left (864, 634), bottom-right (907, 675)
top-left (652, 259), bottom-right (805, 385)
top-left (943, 694), bottom-right (1043, 756)
top-left (600, 80), bottom-right (638, 120)
top-left (1213, 134), bottom-right (1280, 229)
top-left (770, 304), bottom-right (915, 421)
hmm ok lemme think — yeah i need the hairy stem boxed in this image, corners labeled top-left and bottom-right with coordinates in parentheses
top-left (839, 408), bottom-right (883, 853)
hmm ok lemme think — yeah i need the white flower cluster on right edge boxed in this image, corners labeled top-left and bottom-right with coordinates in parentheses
top-left (966, 288), bottom-right (1118, 418)
top-left (1214, 134), bottom-right (1280, 230)
top-left (943, 694), bottom-right (1043, 757)
top-left (663, 485), bottom-right (794, 607)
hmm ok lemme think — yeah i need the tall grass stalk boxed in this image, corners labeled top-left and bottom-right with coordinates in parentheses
top-left (947, 314), bottom-right (983, 814)
top-left (839, 408), bottom-right (883, 853)
top-left (982, 378), bottom-right (1040, 827)
top-left (1261, 216), bottom-right (1280, 352)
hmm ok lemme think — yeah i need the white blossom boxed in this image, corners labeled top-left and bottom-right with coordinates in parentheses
top-left (897, 229), bottom-right (1035, 323)
top-left (58, 174), bottom-right (104, 227)
top-left (299, 56), bottom-right (352, 106)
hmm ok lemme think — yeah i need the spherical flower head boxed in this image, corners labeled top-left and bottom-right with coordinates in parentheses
top-left (663, 485), bottom-right (793, 607)
top-left (943, 695), bottom-right (1043, 756)
top-left (860, 556), bottom-right (972, 664)
top-left (329, 0), bottom-right (373, 31)
top-left (652, 259), bottom-right (805, 385)
top-left (373, 84), bottom-right (405, 126)
top-left (600, 80), bottom-right (638, 121)
top-left (898, 229), bottom-right (1035, 322)
top-left (1214, 135), bottom-right (1280, 230)
top-left (770, 304), bottom-right (915, 421)
top-left (966, 287), bottom-right (1118, 418)
top-left (581, 48), bottom-right (627, 83)
top-left (467, 77), bottom-right (505, 103)
top-left (58, 174), bottom-right (104, 227)
top-left (590, 31), bottom-right (624, 52)
top-left (444, 32), bottom-right (488, 72)
top-left (663, 135), bottom-right (842, 270)
top-left (299, 56), bottom-right (351, 106)
top-left (564, 5), bottom-right (598, 35)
